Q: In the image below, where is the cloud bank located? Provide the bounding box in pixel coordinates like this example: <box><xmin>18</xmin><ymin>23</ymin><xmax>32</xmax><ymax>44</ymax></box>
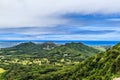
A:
<box><xmin>0</xmin><ymin>0</ymin><xmax>120</xmax><ymax>40</ymax></box>
<box><xmin>0</xmin><ymin>0</ymin><xmax>120</xmax><ymax>27</ymax></box>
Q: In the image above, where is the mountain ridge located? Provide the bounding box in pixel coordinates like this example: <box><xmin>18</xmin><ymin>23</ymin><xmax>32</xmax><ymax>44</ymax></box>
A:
<box><xmin>0</xmin><ymin>42</ymin><xmax>100</xmax><ymax>62</ymax></box>
<box><xmin>1</xmin><ymin>42</ymin><xmax>120</xmax><ymax>80</ymax></box>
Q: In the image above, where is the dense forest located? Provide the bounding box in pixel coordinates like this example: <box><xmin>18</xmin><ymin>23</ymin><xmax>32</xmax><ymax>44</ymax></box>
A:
<box><xmin>0</xmin><ymin>42</ymin><xmax>100</xmax><ymax>63</ymax></box>
<box><xmin>0</xmin><ymin>42</ymin><xmax>119</xmax><ymax>80</ymax></box>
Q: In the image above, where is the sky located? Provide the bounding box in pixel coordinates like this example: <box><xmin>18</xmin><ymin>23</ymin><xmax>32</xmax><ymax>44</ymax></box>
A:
<box><xmin>0</xmin><ymin>0</ymin><xmax>120</xmax><ymax>40</ymax></box>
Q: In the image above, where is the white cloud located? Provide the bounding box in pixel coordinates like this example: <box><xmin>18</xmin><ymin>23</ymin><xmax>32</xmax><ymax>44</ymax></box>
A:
<box><xmin>0</xmin><ymin>0</ymin><xmax>120</xmax><ymax>27</ymax></box>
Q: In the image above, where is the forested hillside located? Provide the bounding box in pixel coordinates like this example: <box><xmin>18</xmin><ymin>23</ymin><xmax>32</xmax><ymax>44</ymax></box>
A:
<box><xmin>0</xmin><ymin>42</ymin><xmax>100</xmax><ymax>63</ymax></box>
<box><xmin>0</xmin><ymin>42</ymin><xmax>119</xmax><ymax>80</ymax></box>
<box><xmin>1</xmin><ymin>42</ymin><xmax>120</xmax><ymax>80</ymax></box>
<box><xmin>45</xmin><ymin>42</ymin><xmax>100</xmax><ymax>62</ymax></box>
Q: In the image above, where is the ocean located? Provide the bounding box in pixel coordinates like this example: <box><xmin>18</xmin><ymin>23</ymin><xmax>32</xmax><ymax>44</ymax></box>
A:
<box><xmin>0</xmin><ymin>40</ymin><xmax>119</xmax><ymax>48</ymax></box>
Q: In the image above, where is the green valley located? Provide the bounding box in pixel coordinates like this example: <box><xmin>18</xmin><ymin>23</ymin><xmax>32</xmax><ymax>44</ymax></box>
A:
<box><xmin>0</xmin><ymin>42</ymin><xmax>119</xmax><ymax>80</ymax></box>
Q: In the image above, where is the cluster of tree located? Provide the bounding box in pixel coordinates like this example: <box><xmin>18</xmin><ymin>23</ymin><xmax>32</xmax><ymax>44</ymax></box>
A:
<box><xmin>0</xmin><ymin>63</ymin><xmax>76</xmax><ymax>80</ymax></box>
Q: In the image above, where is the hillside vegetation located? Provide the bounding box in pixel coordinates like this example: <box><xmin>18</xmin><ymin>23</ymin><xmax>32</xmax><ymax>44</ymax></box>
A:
<box><xmin>1</xmin><ymin>42</ymin><xmax>119</xmax><ymax>80</ymax></box>
<box><xmin>0</xmin><ymin>42</ymin><xmax>100</xmax><ymax>63</ymax></box>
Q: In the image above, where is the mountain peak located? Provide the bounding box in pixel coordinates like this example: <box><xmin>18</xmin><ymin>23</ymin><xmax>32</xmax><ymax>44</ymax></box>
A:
<box><xmin>14</xmin><ymin>42</ymin><xmax>36</xmax><ymax>47</ymax></box>
<box><xmin>41</xmin><ymin>42</ymin><xmax>56</xmax><ymax>45</ymax></box>
<box><xmin>65</xmin><ymin>42</ymin><xmax>84</xmax><ymax>46</ymax></box>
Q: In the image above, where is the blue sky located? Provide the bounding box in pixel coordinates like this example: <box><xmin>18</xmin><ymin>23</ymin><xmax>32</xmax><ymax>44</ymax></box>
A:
<box><xmin>0</xmin><ymin>0</ymin><xmax>120</xmax><ymax>40</ymax></box>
